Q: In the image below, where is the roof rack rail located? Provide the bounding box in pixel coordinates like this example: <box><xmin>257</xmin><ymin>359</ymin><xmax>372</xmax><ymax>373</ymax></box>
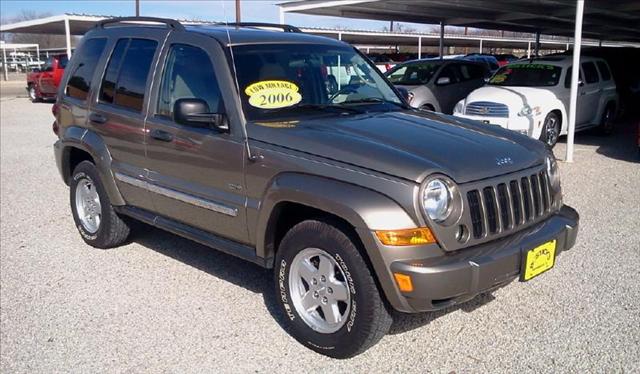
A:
<box><xmin>97</xmin><ymin>17</ymin><xmax>185</xmax><ymax>31</ymax></box>
<box><xmin>219</xmin><ymin>22</ymin><xmax>302</xmax><ymax>33</ymax></box>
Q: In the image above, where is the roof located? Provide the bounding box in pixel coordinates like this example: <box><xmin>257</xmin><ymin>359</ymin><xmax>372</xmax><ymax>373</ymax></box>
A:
<box><xmin>279</xmin><ymin>0</ymin><xmax>640</xmax><ymax>43</ymax></box>
<box><xmin>509</xmin><ymin>55</ymin><xmax>604</xmax><ymax>67</ymax></box>
<box><xmin>185</xmin><ymin>25</ymin><xmax>345</xmax><ymax>46</ymax></box>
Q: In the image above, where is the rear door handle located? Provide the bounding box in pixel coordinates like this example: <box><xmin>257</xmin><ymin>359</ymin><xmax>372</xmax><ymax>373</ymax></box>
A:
<box><xmin>150</xmin><ymin>129</ymin><xmax>174</xmax><ymax>142</ymax></box>
<box><xmin>89</xmin><ymin>113</ymin><xmax>107</xmax><ymax>124</ymax></box>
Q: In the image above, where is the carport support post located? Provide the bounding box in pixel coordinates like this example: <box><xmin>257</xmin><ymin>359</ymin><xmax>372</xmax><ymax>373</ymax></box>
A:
<box><xmin>527</xmin><ymin>41</ymin><xmax>531</xmax><ymax>58</ymax></box>
<box><xmin>479</xmin><ymin>39</ymin><xmax>483</xmax><ymax>53</ymax></box>
<box><xmin>2</xmin><ymin>46</ymin><xmax>7</xmax><ymax>81</ymax></box>
<box><xmin>418</xmin><ymin>36</ymin><xmax>422</xmax><ymax>59</ymax></box>
<box><xmin>535</xmin><ymin>31</ymin><xmax>540</xmax><ymax>57</ymax></box>
<box><xmin>439</xmin><ymin>22</ymin><xmax>444</xmax><ymax>59</ymax></box>
<box><xmin>36</xmin><ymin>45</ymin><xmax>39</xmax><ymax>63</ymax></box>
<box><xmin>64</xmin><ymin>16</ymin><xmax>72</xmax><ymax>59</ymax></box>
<box><xmin>566</xmin><ymin>0</ymin><xmax>584</xmax><ymax>163</ymax></box>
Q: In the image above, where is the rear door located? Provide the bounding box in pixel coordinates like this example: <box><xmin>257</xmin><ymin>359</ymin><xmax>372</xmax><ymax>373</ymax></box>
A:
<box><xmin>578</xmin><ymin>61</ymin><xmax>601</xmax><ymax>125</ymax></box>
<box><xmin>143</xmin><ymin>32</ymin><xmax>249</xmax><ymax>243</ymax></box>
<box><xmin>89</xmin><ymin>28</ymin><xmax>167</xmax><ymax>211</ymax></box>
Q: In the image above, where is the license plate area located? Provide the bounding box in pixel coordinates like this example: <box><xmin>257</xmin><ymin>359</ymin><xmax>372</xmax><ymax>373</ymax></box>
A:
<box><xmin>521</xmin><ymin>240</ymin><xmax>557</xmax><ymax>281</ymax></box>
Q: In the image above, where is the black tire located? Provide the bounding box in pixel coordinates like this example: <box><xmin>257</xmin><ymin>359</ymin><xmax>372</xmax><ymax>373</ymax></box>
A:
<box><xmin>27</xmin><ymin>84</ymin><xmax>40</xmax><ymax>102</ymax></box>
<box><xmin>539</xmin><ymin>112</ymin><xmax>561</xmax><ymax>148</ymax></box>
<box><xmin>274</xmin><ymin>220</ymin><xmax>392</xmax><ymax>358</ymax></box>
<box><xmin>598</xmin><ymin>104</ymin><xmax>615</xmax><ymax>135</ymax></box>
<box><xmin>70</xmin><ymin>161</ymin><xmax>130</xmax><ymax>248</ymax></box>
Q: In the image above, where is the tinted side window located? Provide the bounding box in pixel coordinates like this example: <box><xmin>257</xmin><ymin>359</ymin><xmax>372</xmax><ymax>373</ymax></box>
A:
<box><xmin>564</xmin><ymin>66</ymin><xmax>582</xmax><ymax>88</ymax></box>
<box><xmin>114</xmin><ymin>39</ymin><xmax>158</xmax><ymax>112</ymax></box>
<box><xmin>582</xmin><ymin>62</ymin><xmax>599</xmax><ymax>84</ymax></box>
<box><xmin>100</xmin><ymin>39</ymin><xmax>129</xmax><ymax>104</ymax></box>
<box><xmin>58</xmin><ymin>55</ymin><xmax>68</xmax><ymax>69</ymax></box>
<box><xmin>65</xmin><ymin>38</ymin><xmax>107</xmax><ymax>100</ymax></box>
<box><xmin>596</xmin><ymin>61</ymin><xmax>612</xmax><ymax>81</ymax></box>
<box><xmin>467</xmin><ymin>64</ymin><xmax>485</xmax><ymax>80</ymax></box>
<box><xmin>438</xmin><ymin>64</ymin><xmax>460</xmax><ymax>83</ymax></box>
<box><xmin>157</xmin><ymin>44</ymin><xmax>222</xmax><ymax>118</ymax></box>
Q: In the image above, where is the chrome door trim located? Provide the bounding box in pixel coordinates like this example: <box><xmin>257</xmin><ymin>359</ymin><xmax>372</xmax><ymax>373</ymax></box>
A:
<box><xmin>114</xmin><ymin>172</ymin><xmax>238</xmax><ymax>217</ymax></box>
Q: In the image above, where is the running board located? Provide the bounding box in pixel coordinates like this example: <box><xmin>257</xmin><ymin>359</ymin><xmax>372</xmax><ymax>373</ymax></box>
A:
<box><xmin>115</xmin><ymin>206</ymin><xmax>272</xmax><ymax>268</ymax></box>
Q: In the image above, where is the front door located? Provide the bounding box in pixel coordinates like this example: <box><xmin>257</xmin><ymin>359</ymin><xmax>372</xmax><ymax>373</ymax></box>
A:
<box><xmin>433</xmin><ymin>63</ymin><xmax>462</xmax><ymax>113</ymax></box>
<box><xmin>144</xmin><ymin>33</ymin><xmax>248</xmax><ymax>243</ymax></box>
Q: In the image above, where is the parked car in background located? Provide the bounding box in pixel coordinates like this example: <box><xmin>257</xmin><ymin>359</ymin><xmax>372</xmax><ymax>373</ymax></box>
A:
<box><xmin>26</xmin><ymin>54</ymin><xmax>68</xmax><ymax>102</ymax></box>
<box><xmin>462</xmin><ymin>53</ymin><xmax>500</xmax><ymax>76</ymax></box>
<box><xmin>453</xmin><ymin>56</ymin><xmax>618</xmax><ymax>147</ymax></box>
<box><xmin>494</xmin><ymin>53</ymin><xmax>519</xmax><ymax>67</ymax></box>
<box><xmin>385</xmin><ymin>59</ymin><xmax>487</xmax><ymax>113</ymax></box>
<box><xmin>367</xmin><ymin>53</ymin><xmax>396</xmax><ymax>72</ymax></box>
<box><xmin>53</xmin><ymin>17</ymin><xmax>579</xmax><ymax>359</ymax></box>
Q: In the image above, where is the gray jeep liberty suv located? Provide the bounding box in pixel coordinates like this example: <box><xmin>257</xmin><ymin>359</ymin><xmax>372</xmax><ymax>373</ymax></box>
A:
<box><xmin>53</xmin><ymin>18</ymin><xmax>579</xmax><ymax>358</ymax></box>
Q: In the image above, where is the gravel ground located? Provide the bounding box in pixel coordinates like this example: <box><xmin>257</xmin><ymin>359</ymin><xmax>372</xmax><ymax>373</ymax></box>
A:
<box><xmin>1</xmin><ymin>97</ymin><xmax>639</xmax><ymax>373</ymax></box>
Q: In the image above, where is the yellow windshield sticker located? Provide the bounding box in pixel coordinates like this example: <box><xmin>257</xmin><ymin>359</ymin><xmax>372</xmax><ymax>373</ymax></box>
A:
<box><xmin>245</xmin><ymin>80</ymin><xmax>302</xmax><ymax>109</ymax></box>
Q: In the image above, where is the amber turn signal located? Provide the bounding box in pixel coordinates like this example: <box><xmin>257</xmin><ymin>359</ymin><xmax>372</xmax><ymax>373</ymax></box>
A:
<box><xmin>393</xmin><ymin>273</ymin><xmax>414</xmax><ymax>292</ymax></box>
<box><xmin>375</xmin><ymin>228</ymin><xmax>436</xmax><ymax>246</ymax></box>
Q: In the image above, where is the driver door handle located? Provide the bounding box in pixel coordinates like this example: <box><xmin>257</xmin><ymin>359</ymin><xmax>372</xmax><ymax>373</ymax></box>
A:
<box><xmin>150</xmin><ymin>128</ymin><xmax>174</xmax><ymax>142</ymax></box>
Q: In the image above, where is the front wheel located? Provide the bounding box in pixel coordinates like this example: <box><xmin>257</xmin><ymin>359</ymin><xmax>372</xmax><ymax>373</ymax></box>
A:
<box><xmin>274</xmin><ymin>220</ymin><xmax>392</xmax><ymax>358</ymax></box>
<box><xmin>539</xmin><ymin>112</ymin><xmax>561</xmax><ymax>148</ymax></box>
<box><xmin>28</xmin><ymin>84</ymin><xmax>39</xmax><ymax>102</ymax></box>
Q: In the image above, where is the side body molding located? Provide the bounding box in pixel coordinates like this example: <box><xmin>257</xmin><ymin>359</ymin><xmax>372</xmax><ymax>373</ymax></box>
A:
<box><xmin>59</xmin><ymin>127</ymin><xmax>126</xmax><ymax>206</ymax></box>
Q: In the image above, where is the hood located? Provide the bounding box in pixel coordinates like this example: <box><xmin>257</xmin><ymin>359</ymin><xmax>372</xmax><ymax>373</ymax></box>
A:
<box><xmin>465</xmin><ymin>85</ymin><xmax>558</xmax><ymax>109</ymax></box>
<box><xmin>248</xmin><ymin>110</ymin><xmax>546</xmax><ymax>184</ymax></box>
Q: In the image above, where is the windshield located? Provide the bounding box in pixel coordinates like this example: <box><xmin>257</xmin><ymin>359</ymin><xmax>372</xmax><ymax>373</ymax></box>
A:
<box><xmin>489</xmin><ymin>63</ymin><xmax>562</xmax><ymax>87</ymax></box>
<box><xmin>386</xmin><ymin>62</ymin><xmax>440</xmax><ymax>85</ymax></box>
<box><xmin>231</xmin><ymin>44</ymin><xmax>402</xmax><ymax>122</ymax></box>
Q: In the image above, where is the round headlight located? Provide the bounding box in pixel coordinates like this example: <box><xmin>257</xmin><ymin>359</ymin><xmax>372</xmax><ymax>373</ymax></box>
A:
<box><xmin>422</xmin><ymin>179</ymin><xmax>452</xmax><ymax>222</ymax></box>
<box><xmin>546</xmin><ymin>155</ymin><xmax>560</xmax><ymax>188</ymax></box>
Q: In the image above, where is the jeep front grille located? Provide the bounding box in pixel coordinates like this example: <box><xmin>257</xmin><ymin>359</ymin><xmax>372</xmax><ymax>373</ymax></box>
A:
<box><xmin>465</xmin><ymin>101</ymin><xmax>509</xmax><ymax>117</ymax></box>
<box><xmin>466</xmin><ymin>170</ymin><xmax>553</xmax><ymax>239</ymax></box>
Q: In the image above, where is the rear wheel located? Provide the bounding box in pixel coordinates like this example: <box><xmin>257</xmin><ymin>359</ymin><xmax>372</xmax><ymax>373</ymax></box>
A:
<box><xmin>70</xmin><ymin>161</ymin><xmax>130</xmax><ymax>248</ymax></box>
<box><xmin>274</xmin><ymin>220</ymin><xmax>392</xmax><ymax>358</ymax></box>
<box><xmin>420</xmin><ymin>104</ymin><xmax>435</xmax><ymax>112</ymax></box>
<box><xmin>539</xmin><ymin>112</ymin><xmax>561</xmax><ymax>148</ymax></box>
<box><xmin>598</xmin><ymin>104</ymin><xmax>615</xmax><ymax>135</ymax></box>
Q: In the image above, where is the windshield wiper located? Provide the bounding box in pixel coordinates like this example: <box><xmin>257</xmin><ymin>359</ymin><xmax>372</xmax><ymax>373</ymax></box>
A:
<box><xmin>266</xmin><ymin>103</ymin><xmax>365</xmax><ymax>114</ymax></box>
<box><xmin>340</xmin><ymin>98</ymin><xmax>405</xmax><ymax>108</ymax></box>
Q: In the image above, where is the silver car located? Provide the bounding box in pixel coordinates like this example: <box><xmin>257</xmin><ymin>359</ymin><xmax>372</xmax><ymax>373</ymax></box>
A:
<box><xmin>386</xmin><ymin>59</ymin><xmax>487</xmax><ymax>113</ymax></box>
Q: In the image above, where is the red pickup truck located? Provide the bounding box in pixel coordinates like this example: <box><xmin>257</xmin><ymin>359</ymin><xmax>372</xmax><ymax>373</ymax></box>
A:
<box><xmin>26</xmin><ymin>54</ymin><xmax>68</xmax><ymax>102</ymax></box>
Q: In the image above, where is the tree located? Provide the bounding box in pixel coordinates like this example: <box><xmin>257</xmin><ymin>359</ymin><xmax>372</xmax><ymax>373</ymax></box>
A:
<box><xmin>1</xmin><ymin>10</ymin><xmax>72</xmax><ymax>49</ymax></box>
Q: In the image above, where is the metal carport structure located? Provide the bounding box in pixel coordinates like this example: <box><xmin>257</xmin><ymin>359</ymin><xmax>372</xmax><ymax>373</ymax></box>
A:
<box><xmin>279</xmin><ymin>0</ymin><xmax>640</xmax><ymax>162</ymax></box>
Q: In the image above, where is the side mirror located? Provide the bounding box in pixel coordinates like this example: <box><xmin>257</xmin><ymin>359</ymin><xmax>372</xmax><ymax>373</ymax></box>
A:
<box><xmin>436</xmin><ymin>76</ymin><xmax>451</xmax><ymax>85</ymax></box>
<box><xmin>173</xmin><ymin>98</ymin><xmax>228</xmax><ymax>132</ymax></box>
<box><xmin>578</xmin><ymin>79</ymin><xmax>585</xmax><ymax>87</ymax></box>
<box><xmin>396</xmin><ymin>86</ymin><xmax>413</xmax><ymax>103</ymax></box>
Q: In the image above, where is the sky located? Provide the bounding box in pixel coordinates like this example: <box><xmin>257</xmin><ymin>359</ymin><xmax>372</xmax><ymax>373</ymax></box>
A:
<box><xmin>0</xmin><ymin>0</ymin><xmax>422</xmax><ymax>31</ymax></box>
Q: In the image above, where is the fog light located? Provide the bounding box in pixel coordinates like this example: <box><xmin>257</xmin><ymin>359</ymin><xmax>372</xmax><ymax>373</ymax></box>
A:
<box><xmin>393</xmin><ymin>273</ymin><xmax>414</xmax><ymax>292</ymax></box>
<box><xmin>375</xmin><ymin>228</ymin><xmax>436</xmax><ymax>246</ymax></box>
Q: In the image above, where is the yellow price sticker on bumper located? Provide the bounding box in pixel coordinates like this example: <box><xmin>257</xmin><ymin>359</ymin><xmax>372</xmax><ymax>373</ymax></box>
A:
<box><xmin>245</xmin><ymin>80</ymin><xmax>302</xmax><ymax>109</ymax></box>
<box><xmin>522</xmin><ymin>240</ymin><xmax>556</xmax><ymax>281</ymax></box>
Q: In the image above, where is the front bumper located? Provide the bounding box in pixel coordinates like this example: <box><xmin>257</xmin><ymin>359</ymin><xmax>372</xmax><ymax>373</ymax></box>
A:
<box><xmin>380</xmin><ymin>205</ymin><xmax>578</xmax><ymax>312</ymax></box>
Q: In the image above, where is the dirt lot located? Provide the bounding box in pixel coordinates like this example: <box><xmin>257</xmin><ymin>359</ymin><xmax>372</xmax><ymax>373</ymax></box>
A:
<box><xmin>1</xmin><ymin>97</ymin><xmax>639</xmax><ymax>373</ymax></box>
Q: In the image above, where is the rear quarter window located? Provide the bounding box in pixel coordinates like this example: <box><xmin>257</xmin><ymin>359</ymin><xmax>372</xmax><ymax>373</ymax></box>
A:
<box><xmin>65</xmin><ymin>38</ymin><xmax>107</xmax><ymax>100</ymax></box>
